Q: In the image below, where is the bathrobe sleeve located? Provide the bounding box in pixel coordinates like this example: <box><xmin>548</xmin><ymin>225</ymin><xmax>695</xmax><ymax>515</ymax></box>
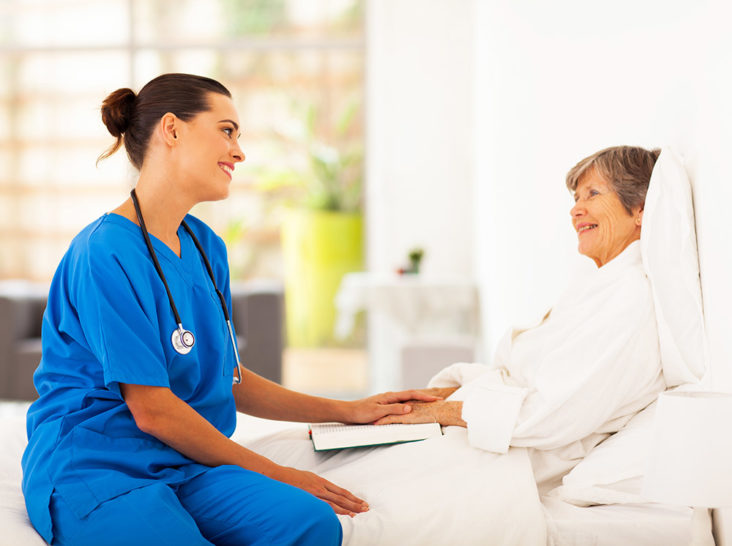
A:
<box><xmin>432</xmin><ymin>246</ymin><xmax>665</xmax><ymax>454</ymax></box>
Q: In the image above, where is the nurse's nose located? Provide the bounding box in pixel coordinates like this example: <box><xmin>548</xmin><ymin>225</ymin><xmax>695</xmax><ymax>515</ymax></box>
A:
<box><xmin>231</xmin><ymin>142</ymin><xmax>245</xmax><ymax>163</ymax></box>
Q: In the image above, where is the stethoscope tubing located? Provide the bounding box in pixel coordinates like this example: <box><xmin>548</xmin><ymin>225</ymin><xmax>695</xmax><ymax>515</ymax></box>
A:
<box><xmin>130</xmin><ymin>189</ymin><xmax>184</xmax><ymax>327</ymax></box>
<box><xmin>130</xmin><ymin>189</ymin><xmax>243</xmax><ymax>384</ymax></box>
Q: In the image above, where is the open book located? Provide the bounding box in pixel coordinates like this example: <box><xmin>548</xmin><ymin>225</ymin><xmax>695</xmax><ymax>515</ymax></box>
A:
<box><xmin>308</xmin><ymin>422</ymin><xmax>442</xmax><ymax>451</ymax></box>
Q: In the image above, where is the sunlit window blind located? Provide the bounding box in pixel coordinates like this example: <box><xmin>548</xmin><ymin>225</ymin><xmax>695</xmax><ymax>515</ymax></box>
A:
<box><xmin>0</xmin><ymin>0</ymin><xmax>364</xmax><ymax>281</ymax></box>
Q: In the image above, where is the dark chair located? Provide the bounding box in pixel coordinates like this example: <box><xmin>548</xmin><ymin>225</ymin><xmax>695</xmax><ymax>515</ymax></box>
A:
<box><xmin>230</xmin><ymin>280</ymin><xmax>285</xmax><ymax>385</ymax></box>
<box><xmin>0</xmin><ymin>280</ymin><xmax>285</xmax><ymax>401</ymax></box>
<box><xmin>0</xmin><ymin>282</ymin><xmax>48</xmax><ymax>400</ymax></box>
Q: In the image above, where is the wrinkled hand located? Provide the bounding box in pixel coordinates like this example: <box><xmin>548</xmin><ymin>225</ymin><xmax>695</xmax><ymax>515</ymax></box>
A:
<box><xmin>411</xmin><ymin>387</ymin><xmax>459</xmax><ymax>400</ymax></box>
<box><xmin>373</xmin><ymin>400</ymin><xmax>466</xmax><ymax>427</ymax></box>
<box><xmin>273</xmin><ymin>466</ymin><xmax>368</xmax><ymax>517</ymax></box>
<box><xmin>345</xmin><ymin>390</ymin><xmax>443</xmax><ymax>424</ymax></box>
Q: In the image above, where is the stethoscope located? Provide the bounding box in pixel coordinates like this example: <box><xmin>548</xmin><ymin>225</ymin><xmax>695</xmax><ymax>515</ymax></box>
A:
<box><xmin>130</xmin><ymin>189</ymin><xmax>243</xmax><ymax>385</ymax></box>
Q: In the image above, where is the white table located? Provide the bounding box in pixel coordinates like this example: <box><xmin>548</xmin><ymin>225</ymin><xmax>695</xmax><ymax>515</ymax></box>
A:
<box><xmin>334</xmin><ymin>272</ymin><xmax>480</xmax><ymax>391</ymax></box>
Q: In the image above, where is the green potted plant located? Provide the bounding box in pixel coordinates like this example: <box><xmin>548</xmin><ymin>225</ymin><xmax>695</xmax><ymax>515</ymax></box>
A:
<box><xmin>256</xmin><ymin>101</ymin><xmax>364</xmax><ymax>347</ymax></box>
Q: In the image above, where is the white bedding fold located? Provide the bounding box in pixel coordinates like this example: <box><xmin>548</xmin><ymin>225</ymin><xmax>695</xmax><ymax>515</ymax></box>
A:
<box><xmin>243</xmin><ymin>425</ymin><xmax>547</xmax><ymax>545</ymax></box>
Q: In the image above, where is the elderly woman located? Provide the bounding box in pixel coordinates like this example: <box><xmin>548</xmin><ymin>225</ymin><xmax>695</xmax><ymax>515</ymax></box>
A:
<box><xmin>377</xmin><ymin>145</ymin><xmax>665</xmax><ymax>490</ymax></box>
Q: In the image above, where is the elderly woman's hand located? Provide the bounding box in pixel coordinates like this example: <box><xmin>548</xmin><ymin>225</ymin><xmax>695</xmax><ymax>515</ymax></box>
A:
<box><xmin>411</xmin><ymin>387</ymin><xmax>459</xmax><ymax>400</ymax></box>
<box><xmin>372</xmin><ymin>400</ymin><xmax>466</xmax><ymax>427</ymax></box>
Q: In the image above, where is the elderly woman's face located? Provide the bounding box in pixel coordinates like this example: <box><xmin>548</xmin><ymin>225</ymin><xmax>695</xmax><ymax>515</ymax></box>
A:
<box><xmin>570</xmin><ymin>168</ymin><xmax>642</xmax><ymax>267</ymax></box>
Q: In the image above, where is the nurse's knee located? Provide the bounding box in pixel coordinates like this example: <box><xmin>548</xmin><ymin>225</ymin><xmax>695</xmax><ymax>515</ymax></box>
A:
<box><xmin>298</xmin><ymin>497</ymin><xmax>342</xmax><ymax>546</ymax></box>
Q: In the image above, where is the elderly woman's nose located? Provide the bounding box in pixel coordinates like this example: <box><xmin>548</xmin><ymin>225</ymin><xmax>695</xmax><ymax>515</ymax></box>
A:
<box><xmin>570</xmin><ymin>201</ymin><xmax>584</xmax><ymax>217</ymax></box>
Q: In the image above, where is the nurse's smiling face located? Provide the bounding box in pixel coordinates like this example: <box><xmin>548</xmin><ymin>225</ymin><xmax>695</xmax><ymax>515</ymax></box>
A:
<box><xmin>175</xmin><ymin>92</ymin><xmax>245</xmax><ymax>202</ymax></box>
<box><xmin>570</xmin><ymin>168</ymin><xmax>642</xmax><ymax>267</ymax></box>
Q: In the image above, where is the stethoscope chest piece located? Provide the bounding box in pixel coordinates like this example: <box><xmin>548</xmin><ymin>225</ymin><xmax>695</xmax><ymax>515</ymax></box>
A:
<box><xmin>130</xmin><ymin>189</ymin><xmax>241</xmax><ymax>379</ymax></box>
<box><xmin>171</xmin><ymin>327</ymin><xmax>195</xmax><ymax>355</ymax></box>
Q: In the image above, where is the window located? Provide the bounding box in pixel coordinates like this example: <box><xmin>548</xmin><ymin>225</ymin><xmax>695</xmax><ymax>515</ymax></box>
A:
<box><xmin>0</xmin><ymin>0</ymin><xmax>364</xmax><ymax>281</ymax></box>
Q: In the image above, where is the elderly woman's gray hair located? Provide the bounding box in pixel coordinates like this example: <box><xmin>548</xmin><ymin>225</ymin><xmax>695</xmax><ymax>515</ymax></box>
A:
<box><xmin>566</xmin><ymin>146</ymin><xmax>661</xmax><ymax>214</ymax></box>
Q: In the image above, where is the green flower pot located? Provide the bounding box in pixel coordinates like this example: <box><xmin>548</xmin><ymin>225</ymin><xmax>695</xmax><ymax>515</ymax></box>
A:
<box><xmin>281</xmin><ymin>208</ymin><xmax>363</xmax><ymax>347</ymax></box>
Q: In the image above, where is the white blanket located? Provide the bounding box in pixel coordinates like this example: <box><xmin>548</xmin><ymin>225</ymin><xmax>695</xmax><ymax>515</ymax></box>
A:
<box><xmin>0</xmin><ymin>407</ymin><xmax>708</xmax><ymax>546</ymax></box>
<box><xmin>0</xmin><ymin>413</ymin><xmax>45</xmax><ymax>546</ymax></box>
<box><xmin>239</xmin><ymin>425</ymin><xmax>547</xmax><ymax>546</ymax></box>
<box><xmin>1</xmin><ymin>404</ymin><xmax>545</xmax><ymax>546</ymax></box>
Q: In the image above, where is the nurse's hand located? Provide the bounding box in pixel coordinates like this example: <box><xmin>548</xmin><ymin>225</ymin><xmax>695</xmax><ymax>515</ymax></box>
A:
<box><xmin>373</xmin><ymin>400</ymin><xmax>466</xmax><ymax>427</ymax></box>
<box><xmin>344</xmin><ymin>390</ymin><xmax>443</xmax><ymax>424</ymax></box>
<box><xmin>273</xmin><ymin>466</ymin><xmax>368</xmax><ymax>517</ymax></box>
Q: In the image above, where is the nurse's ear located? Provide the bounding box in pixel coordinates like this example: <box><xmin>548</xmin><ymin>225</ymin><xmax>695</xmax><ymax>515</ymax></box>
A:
<box><xmin>159</xmin><ymin>112</ymin><xmax>180</xmax><ymax>147</ymax></box>
<box><xmin>636</xmin><ymin>208</ymin><xmax>644</xmax><ymax>227</ymax></box>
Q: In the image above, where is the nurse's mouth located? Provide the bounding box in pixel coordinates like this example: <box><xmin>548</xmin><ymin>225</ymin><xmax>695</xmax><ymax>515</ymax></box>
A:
<box><xmin>218</xmin><ymin>162</ymin><xmax>234</xmax><ymax>179</ymax></box>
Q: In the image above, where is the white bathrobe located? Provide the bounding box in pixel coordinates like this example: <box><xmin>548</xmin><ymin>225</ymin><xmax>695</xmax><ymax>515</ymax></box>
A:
<box><xmin>430</xmin><ymin>241</ymin><xmax>665</xmax><ymax>489</ymax></box>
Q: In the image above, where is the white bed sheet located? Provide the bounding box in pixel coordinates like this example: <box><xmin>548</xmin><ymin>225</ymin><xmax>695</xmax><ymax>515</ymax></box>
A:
<box><xmin>238</xmin><ymin>423</ymin><xmax>546</xmax><ymax>545</ymax></box>
<box><xmin>542</xmin><ymin>495</ymin><xmax>711</xmax><ymax>546</ymax></box>
<box><xmin>0</xmin><ymin>402</ymin><xmax>711</xmax><ymax>546</ymax></box>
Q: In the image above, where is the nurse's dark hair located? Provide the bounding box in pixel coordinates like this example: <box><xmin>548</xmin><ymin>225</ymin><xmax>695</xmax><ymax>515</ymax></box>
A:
<box><xmin>565</xmin><ymin>145</ymin><xmax>661</xmax><ymax>214</ymax></box>
<box><xmin>97</xmin><ymin>73</ymin><xmax>231</xmax><ymax>169</ymax></box>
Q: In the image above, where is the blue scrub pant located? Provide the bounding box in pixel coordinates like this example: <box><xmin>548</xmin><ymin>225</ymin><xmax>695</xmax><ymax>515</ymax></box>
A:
<box><xmin>48</xmin><ymin>465</ymin><xmax>342</xmax><ymax>546</ymax></box>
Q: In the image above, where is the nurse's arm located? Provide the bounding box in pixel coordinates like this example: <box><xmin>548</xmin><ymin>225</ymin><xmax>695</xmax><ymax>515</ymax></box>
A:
<box><xmin>120</xmin><ymin>383</ymin><xmax>368</xmax><ymax>516</ymax></box>
<box><xmin>233</xmin><ymin>367</ymin><xmax>440</xmax><ymax>424</ymax></box>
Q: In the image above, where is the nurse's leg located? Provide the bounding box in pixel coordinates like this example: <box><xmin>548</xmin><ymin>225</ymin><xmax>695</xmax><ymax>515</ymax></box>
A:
<box><xmin>177</xmin><ymin>465</ymin><xmax>342</xmax><ymax>546</ymax></box>
<box><xmin>50</xmin><ymin>483</ymin><xmax>212</xmax><ymax>546</ymax></box>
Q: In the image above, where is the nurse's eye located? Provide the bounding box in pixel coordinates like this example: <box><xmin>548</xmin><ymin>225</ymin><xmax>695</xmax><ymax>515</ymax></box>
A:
<box><xmin>222</xmin><ymin>127</ymin><xmax>234</xmax><ymax>138</ymax></box>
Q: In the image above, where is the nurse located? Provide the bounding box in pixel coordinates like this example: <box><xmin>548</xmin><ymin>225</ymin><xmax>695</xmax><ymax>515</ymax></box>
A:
<box><xmin>21</xmin><ymin>73</ymin><xmax>436</xmax><ymax>546</ymax></box>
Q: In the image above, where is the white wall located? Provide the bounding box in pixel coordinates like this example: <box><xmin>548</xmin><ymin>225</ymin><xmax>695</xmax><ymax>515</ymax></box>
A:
<box><xmin>366</xmin><ymin>0</ymin><xmax>732</xmax><ymax>385</ymax></box>
<box><xmin>365</xmin><ymin>0</ymin><xmax>477</xmax><ymax>390</ymax></box>
<box><xmin>368</xmin><ymin>0</ymin><xmax>732</xmax><ymax>537</ymax></box>
<box><xmin>472</xmin><ymin>1</ymin><xmax>732</xmax><ymax>541</ymax></box>
<box><xmin>366</xmin><ymin>0</ymin><xmax>475</xmax><ymax>277</ymax></box>
<box><xmin>473</xmin><ymin>0</ymin><xmax>732</xmax><ymax>373</ymax></box>
<box><xmin>691</xmin><ymin>27</ymin><xmax>732</xmax><ymax>392</ymax></box>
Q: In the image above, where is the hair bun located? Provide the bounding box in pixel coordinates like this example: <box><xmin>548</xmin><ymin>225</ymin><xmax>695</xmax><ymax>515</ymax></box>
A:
<box><xmin>100</xmin><ymin>88</ymin><xmax>136</xmax><ymax>137</ymax></box>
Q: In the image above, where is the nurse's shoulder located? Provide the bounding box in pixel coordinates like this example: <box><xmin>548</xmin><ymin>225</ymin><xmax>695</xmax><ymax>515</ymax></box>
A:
<box><xmin>57</xmin><ymin>213</ymin><xmax>155</xmax><ymax>288</ymax></box>
<box><xmin>65</xmin><ymin>213</ymin><xmax>138</xmax><ymax>257</ymax></box>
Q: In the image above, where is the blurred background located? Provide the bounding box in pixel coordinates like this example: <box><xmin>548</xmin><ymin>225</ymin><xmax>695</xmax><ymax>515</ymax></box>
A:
<box><xmin>0</xmin><ymin>0</ymin><xmax>371</xmax><ymax>398</ymax></box>
<box><xmin>0</xmin><ymin>0</ymin><xmax>363</xmax><ymax>280</ymax></box>
<box><xmin>2</xmin><ymin>0</ymin><xmax>732</xmax><ymax>402</ymax></box>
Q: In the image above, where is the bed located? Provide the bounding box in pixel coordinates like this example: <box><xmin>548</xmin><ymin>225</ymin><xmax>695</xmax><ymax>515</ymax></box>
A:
<box><xmin>0</xmin><ymin>148</ymin><xmax>719</xmax><ymax>545</ymax></box>
<box><xmin>0</xmin><ymin>400</ymin><xmax>714</xmax><ymax>546</ymax></box>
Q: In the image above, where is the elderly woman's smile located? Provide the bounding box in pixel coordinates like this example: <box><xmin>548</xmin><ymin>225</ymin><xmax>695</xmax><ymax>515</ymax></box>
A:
<box><xmin>576</xmin><ymin>222</ymin><xmax>597</xmax><ymax>233</ymax></box>
<box><xmin>570</xmin><ymin>168</ymin><xmax>642</xmax><ymax>267</ymax></box>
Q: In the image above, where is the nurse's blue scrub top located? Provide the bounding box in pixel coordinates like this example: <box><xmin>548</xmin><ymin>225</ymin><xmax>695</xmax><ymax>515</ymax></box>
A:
<box><xmin>21</xmin><ymin>213</ymin><xmax>239</xmax><ymax>543</ymax></box>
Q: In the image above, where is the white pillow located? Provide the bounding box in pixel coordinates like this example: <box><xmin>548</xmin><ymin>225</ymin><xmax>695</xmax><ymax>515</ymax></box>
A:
<box><xmin>564</xmin><ymin>402</ymin><xmax>656</xmax><ymax>487</ymax></box>
<box><xmin>553</xmin><ymin>382</ymin><xmax>706</xmax><ymax>506</ymax></box>
<box><xmin>640</xmin><ymin>146</ymin><xmax>707</xmax><ymax>386</ymax></box>
<box><xmin>549</xmin><ymin>478</ymin><xmax>646</xmax><ymax>508</ymax></box>
<box><xmin>549</xmin><ymin>402</ymin><xmax>656</xmax><ymax>506</ymax></box>
<box><xmin>550</xmin><ymin>402</ymin><xmax>656</xmax><ymax>506</ymax></box>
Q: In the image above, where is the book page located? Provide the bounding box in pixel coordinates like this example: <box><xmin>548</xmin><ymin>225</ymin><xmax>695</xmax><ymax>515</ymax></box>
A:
<box><xmin>309</xmin><ymin>422</ymin><xmax>442</xmax><ymax>451</ymax></box>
